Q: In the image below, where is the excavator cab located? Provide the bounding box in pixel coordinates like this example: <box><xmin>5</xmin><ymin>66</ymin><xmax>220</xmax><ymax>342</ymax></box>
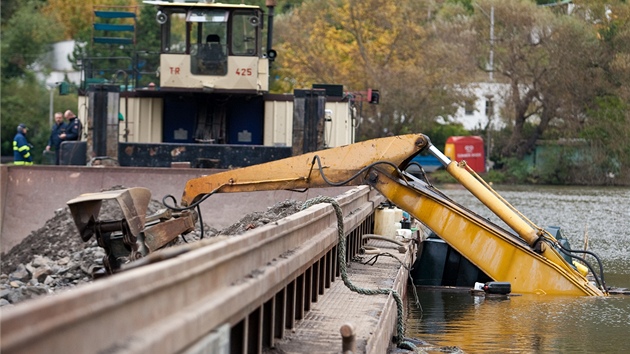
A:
<box><xmin>149</xmin><ymin>0</ymin><xmax>268</xmax><ymax>92</ymax></box>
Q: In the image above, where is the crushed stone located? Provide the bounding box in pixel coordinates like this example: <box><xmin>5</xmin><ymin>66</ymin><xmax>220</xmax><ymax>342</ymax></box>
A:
<box><xmin>0</xmin><ymin>185</ymin><xmax>302</xmax><ymax>307</ymax></box>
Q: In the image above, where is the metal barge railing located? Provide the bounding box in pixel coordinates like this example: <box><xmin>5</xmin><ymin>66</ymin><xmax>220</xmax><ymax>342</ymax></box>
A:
<box><xmin>1</xmin><ymin>186</ymin><xmax>415</xmax><ymax>354</ymax></box>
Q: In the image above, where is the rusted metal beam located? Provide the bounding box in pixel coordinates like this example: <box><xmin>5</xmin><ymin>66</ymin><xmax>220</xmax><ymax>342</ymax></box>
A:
<box><xmin>1</xmin><ymin>186</ymin><xmax>381</xmax><ymax>354</ymax></box>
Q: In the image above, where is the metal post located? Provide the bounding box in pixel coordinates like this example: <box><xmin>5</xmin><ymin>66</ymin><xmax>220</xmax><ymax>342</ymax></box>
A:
<box><xmin>266</xmin><ymin>0</ymin><xmax>276</xmax><ymax>54</ymax></box>
<box><xmin>48</xmin><ymin>82</ymin><xmax>61</xmax><ymax>127</ymax></box>
<box><xmin>489</xmin><ymin>6</ymin><xmax>494</xmax><ymax>82</ymax></box>
<box><xmin>49</xmin><ymin>88</ymin><xmax>54</xmax><ymax>127</ymax></box>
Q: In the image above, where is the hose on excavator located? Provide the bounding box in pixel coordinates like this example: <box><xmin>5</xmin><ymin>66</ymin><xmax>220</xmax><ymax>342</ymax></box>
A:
<box><xmin>552</xmin><ymin>240</ymin><xmax>608</xmax><ymax>294</ymax></box>
<box><xmin>162</xmin><ymin>195</ymin><xmax>209</xmax><ymax>240</ymax></box>
<box><xmin>462</xmin><ymin>163</ymin><xmax>609</xmax><ymax>295</ymax></box>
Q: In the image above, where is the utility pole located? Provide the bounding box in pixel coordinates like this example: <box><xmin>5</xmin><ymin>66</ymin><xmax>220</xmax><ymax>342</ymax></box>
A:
<box><xmin>489</xmin><ymin>6</ymin><xmax>494</xmax><ymax>82</ymax></box>
<box><xmin>47</xmin><ymin>82</ymin><xmax>61</xmax><ymax>127</ymax></box>
<box><xmin>474</xmin><ymin>3</ymin><xmax>496</xmax><ymax>169</ymax></box>
<box><xmin>488</xmin><ymin>6</ymin><xmax>495</xmax><ymax>164</ymax></box>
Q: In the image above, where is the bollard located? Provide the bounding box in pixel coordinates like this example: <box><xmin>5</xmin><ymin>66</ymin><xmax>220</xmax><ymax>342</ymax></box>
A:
<box><xmin>340</xmin><ymin>323</ymin><xmax>356</xmax><ymax>353</ymax></box>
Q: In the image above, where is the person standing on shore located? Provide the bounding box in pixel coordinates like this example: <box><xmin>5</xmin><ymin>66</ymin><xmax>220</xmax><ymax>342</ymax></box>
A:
<box><xmin>60</xmin><ymin>110</ymin><xmax>82</xmax><ymax>142</ymax></box>
<box><xmin>45</xmin><ymin>112</ymin><xmax>66</xmax><ymax>164</ymax></box>
<box><xmin>13</xmin><ymin>123</ymin><xmax>33</xmax><ymax>166</ymax></box>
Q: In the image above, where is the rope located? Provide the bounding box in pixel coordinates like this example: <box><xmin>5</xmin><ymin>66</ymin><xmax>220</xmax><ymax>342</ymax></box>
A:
<box><xmin>301</xmin><ymin>196</ymin><xmax>416</xmax><ymax>350</ymax></box>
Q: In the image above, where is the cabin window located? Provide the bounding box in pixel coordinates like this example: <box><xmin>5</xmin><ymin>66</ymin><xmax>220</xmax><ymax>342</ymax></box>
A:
<box><xmin>163</xmin><ymin>10</ymin><xmax>187</xmax><ymax>54</ymax></box>
<box><xmin>231</xmin><ymin>10</ymin><xmax>259</xmax><ymax>56</ymax></box>
<box><xmin>187</xmin><ymin>9</ymin><xmax>228</xmax><ymax>76</ymax></box>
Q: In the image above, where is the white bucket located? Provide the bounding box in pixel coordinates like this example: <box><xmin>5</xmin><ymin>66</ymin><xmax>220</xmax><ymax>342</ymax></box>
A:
<box><xmin>394</xmin><ymin>209</ymin><xmax>403</xmax><ymax>223</ymax></box>
<box><xmin>374</xmin><ymin>207</ymin><xmax>400</xmax><ymax>239</ymax></box>
<box><xmin>396</xmin><ymin>229</ymin><xmax>412</xmax><ymax>239</ymax></box>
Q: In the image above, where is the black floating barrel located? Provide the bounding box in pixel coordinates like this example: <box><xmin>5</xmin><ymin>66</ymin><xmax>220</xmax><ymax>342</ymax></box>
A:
<box><xmin>484</xmin><ymin>282</ymin><xmax>511</xmax><ymax>295</ymax></box>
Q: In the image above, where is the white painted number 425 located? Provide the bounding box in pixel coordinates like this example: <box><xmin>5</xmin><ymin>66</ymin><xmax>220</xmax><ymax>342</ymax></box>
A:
<box><xmin>236</xmin><ymin>68</ymin><xmax>253</xmax><ymax>76</ymax></box>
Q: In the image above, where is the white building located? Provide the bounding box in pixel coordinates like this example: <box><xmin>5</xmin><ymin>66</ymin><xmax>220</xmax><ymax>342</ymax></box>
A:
<box><xmin>450</xmin><ymin>82</ymin><xmax>509</xmax><ymax>131</ymax></box>
<box><xmin>37</xmin><ymin>40</ymin><xmax>82</xmax><ymax>87</ymax></box>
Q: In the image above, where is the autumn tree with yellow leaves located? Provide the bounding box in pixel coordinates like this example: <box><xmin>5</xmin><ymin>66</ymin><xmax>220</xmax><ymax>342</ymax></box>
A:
<box><xmin>273</xmin><ymin>0</ymin><xmax>476</xmax><ymax>140</ymax></box>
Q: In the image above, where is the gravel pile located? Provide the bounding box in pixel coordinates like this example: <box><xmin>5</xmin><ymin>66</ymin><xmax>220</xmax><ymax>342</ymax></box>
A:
<box><xmin>0</xmin><ymin>186</ymin><xmax>303</xmax><ymax>307</ymax></box>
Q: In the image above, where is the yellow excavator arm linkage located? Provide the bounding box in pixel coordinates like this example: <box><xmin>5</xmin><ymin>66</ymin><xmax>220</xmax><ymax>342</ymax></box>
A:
<box><xmin>178</xmin><ymin>133</ymin><xmax>603</xmax><ymax>296</ymax></box>
<box><xmin>68</xmin><ymin>134</ymin><xmax>605</xmax><ymax>295</ymax></box>
<box><xmin>368</xmin><ymin>164</ymin><xmax>603</xmax><ymax>296</ymax></box>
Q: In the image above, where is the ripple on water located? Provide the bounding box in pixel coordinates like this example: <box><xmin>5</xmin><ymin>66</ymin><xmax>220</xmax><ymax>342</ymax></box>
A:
<box><xmin>408</xmin><ymin>291</ymin><xmax>630</xmax><ymax>353</ymax></box>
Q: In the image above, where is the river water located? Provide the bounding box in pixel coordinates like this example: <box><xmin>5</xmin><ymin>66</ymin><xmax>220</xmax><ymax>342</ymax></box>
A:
<box><xmin>406</xmin><ymin>185</ymin><xmax>630</xmax><ymax>353</ymax></box>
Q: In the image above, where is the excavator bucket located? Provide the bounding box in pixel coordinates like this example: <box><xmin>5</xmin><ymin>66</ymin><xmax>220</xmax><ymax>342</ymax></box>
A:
<box><xmin>67</xmin><ymin>187</ymin><xmax>151</xmax><ymax>242</ymax></box>
<box><xmin>67</xmin><ymin>188</ymin><xmax>152</xmax><ymax>274</ymax></box>
<box><xmin>67</xmin><ymin>187</ymin><xmax>198</xmax><ymax>275</ymax></box>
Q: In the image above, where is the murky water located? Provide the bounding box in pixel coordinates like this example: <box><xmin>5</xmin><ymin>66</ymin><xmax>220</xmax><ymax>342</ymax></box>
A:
<box><xmin>406</xmin><ymin>185</ymin><xmax>630</xmax><ymax>353</ymax></box>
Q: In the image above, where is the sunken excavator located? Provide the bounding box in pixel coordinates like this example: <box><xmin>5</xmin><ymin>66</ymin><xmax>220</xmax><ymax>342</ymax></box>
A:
<box><xmin>67</xmin><ymin>134</ymin><xmax>608</xmax><ymax>296</ymax></box>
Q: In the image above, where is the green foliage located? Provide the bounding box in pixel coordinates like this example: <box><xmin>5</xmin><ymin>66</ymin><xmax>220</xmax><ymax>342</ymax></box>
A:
<box><xmin>0</xmin><ymin>0</ymin><xmax>22</xmax><ymax>23</ymax></box>
<box><xmin>446</xmin><ymin>0</ymin><xmax>474</xmax><ymax>13</ymax></box>
<box><xmin>533</xmin><ymin>146</ymin><xmax>573</xmax><ymax>185</ymax></box>
<box><xmin>427</xmin><ymin>170</ymin><xmax>458</xmax><ymax>184</ymax></box>
<box><xmin>1</xmin><ymin>75</ymin><xmax>79</xmax><ymax>162</ymax></box>
<box><xmin>501</xmin><ymin>157</ymin><xmax>534</xmax><ymax>184</ymax></box>
<box><xmin>581</xmin><ymin>96</ymin><xmax>628</xmax><ymax>156</ymax></box>
<box><xmin>483</xmin><ymin>169</ymin><xmax>507</xmax><ymax>184</ymax></box>
<box><xmin>1</xmin><ymin>0</ymin><xmax>60</xmax><ymax>79</ymax></box>
<box><xmin>492</xmin><ymin>139</ymin><xmax>625</xmax><ymax>185</ymax></box>
<box><xmin>422</xmin><ymin>123</ymin><xmax>470</xmax><ymax>150</ymax></box>
<box><xmin>2</xmin><ymin>78</ymin><xmax>48</xmax><ymax>162</ymax></box>
<box><xmin>0</xmin><ymin>0</ymin><xmax>77</xmax><ymax>162</ymax></box>
<box><xmin>134</xmin><ymin>4</ymin><xmax>161</xmax><ymax>87</ymax></box>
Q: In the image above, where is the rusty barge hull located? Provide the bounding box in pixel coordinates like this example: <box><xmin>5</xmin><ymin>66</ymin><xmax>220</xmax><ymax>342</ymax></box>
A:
<box><xmin>1</xmin><ymin>167</ymin><xmax>415</xmax><ymax>353</ymax></box>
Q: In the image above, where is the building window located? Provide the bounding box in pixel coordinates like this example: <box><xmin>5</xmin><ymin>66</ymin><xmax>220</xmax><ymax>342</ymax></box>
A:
<box><xmin>464</xmin><ymin>100</ymin><xmax>474</xmax><ymax>115</ymax></box>
<box><xmin>485</xmin><ymin>99</ymin><xmax>494</xmax><ymax>116</ymax></box>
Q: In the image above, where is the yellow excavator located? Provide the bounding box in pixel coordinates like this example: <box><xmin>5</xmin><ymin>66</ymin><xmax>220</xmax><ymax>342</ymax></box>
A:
<box><xmin>67</xmin><ymin>134</ymin><xmax>608</xmax><ymax>296</ymax></box>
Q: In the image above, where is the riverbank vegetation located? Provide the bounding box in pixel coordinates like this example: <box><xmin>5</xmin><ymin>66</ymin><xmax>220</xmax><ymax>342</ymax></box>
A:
<box><xmin>1</xmin><ymin>0</ymin><xmax>628</xmax><ymax>185</ymax></box>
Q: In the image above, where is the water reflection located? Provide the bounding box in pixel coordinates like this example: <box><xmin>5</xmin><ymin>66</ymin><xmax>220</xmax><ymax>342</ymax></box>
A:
<box><xmin>408</xmin><ymin>290</ymin><xmax>630</xmax><ymax>353</ymax></box>
<box><xmin>406</xmin><ymin>186</ymin><xmax>630</xmax><ymax>352</ymax></box>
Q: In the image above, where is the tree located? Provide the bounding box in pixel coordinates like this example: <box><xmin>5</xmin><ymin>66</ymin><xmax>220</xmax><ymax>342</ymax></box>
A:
<box><xmin>572</xmin><ymin>0</ymin><xmax>630</xmax><ymax>178</ymax></box>
<box><xmin>1</xmin><ymin>0</ymin><xmax>60</xmax><ymax>80</ymax></box>
<box><xmin>133</xmin><ymin>4</ymin><xmax>161</xmax><ymax>87</ymax></box>
<box><xmin>0</xmin><ymin>0</ymin><xmax>62</xmax><ymax>160</ymax></box>
<box><xmin>273</xmin><ymin>0</ymin><xmax>473</xmax><ymax>140</ymax></box>
<box><xmin>41</xmin><ymin>0</ymin><xmax>132</xmax><ymax>40</ymax></box>
<box><xmin>467</xmin><ymin>1</ymin><xmax>599</xmax><ymax>159</ymax></box>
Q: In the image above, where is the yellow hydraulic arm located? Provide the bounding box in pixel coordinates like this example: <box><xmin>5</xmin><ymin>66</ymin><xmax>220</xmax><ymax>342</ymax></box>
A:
<box><xmin>179</xmin><ymin>133</ymin><xmax>605</xmax><ymax>296</ymax></box>
<box><xmin>68</xmin><ymin>134</ymin><xmax>605</xmax><ymax>295</ymax></box>
<box><xmin>180</xmin><ymin>134</ymin><xmax>428</xmax><ymax>206</ymax></box>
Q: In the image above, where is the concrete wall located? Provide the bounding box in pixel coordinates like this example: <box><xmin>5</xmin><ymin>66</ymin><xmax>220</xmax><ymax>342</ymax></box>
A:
<box><xmin>0</xmin><ymin>165</ymin><xmax>351</xmax><ymax>255</ymax></box>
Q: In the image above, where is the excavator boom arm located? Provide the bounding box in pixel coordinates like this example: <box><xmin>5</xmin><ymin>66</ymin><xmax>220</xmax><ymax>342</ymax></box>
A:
<box><xmin>365</xmin><ymin>165</ymin><xmax>603</xmax><ymax>296</ymax></box>
<box><xmin>178</xmin><ymin>133</ymin><xmax>602</xmax><ymax>295</ymax></box>
<box><xmin>181</xmin><ymin>134</ymin><xmax>429</xmax><ymax>206</ymax></box>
